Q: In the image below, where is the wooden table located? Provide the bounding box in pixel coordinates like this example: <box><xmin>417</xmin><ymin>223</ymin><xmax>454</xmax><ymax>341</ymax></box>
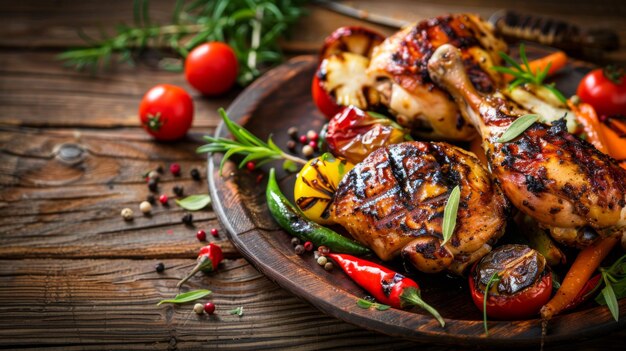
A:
<box><xmin>1</xmin><ymin>1</ymin><xmax>625</xmax><ymax>349</ymax></box>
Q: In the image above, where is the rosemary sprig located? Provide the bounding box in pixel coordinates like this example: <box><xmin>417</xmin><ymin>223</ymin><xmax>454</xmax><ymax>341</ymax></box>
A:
<box><xmin>197</xmin><ymin>108</ymin><xmax>307</xmax><ymax>173</ymax></box>
<box><xmin>492</xmin><ymin>43</ymin><xmax>567</xmax><ymax>104</ymax></box>
<box><xmin>59</xmin><ymin>0</ymin><xmax>307</xmax><ymax>85</ymax></box>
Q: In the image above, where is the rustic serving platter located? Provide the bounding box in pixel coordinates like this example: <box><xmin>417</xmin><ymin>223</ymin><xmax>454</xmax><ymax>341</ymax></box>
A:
<box><xmin>207</xmin><ymin>52</ymin><xmax>626</xmax><ymax>346</ymax></box>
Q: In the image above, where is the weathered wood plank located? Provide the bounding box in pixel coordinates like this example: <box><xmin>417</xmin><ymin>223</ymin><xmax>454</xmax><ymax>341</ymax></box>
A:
<box><xmin>0</xmin><ymin>258</ymin><xmax>418</xmax><ymax>350</ymax></box>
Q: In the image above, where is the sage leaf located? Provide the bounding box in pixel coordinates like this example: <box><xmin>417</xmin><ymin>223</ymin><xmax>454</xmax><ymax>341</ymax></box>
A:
<box><xmin>375</xmin><ymin>303</ymin><xmax>391</xmax><ymax>311</ymax></box>
<box><xmin>601</xmin><ymin>281</ymin><xmax>619</xmax><ymax>322</ymax></box>
<box><xmin>229</xmin><ymin>306</ymin><xmax>244</xmax><ymax>316</ymax></box>
<box><xmin>497</xmin><ymin>114</ymin><xmax>540</xmax><ymax>143</ymax></box>
<box><xmin>157</xmin><ymin>289</ymin><xmax>212</xmax><ymax>305</ymax></box>
<box><xmin>175</xmin><ymin>194</ymin><xmax>211</xmax><ymax>211</ymax></box>
<box><xmin>441</xmin><ymin>185</ymin><xmax>460</xmax><ymax>247</ymax></box>
<box><xmin>357</xmin><ymin>299</ymin><xmax>373</xmax><ymax>309</ymax></box>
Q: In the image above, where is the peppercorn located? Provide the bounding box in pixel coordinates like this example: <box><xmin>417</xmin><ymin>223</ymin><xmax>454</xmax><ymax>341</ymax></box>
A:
<box><xmin>287</xmin><ymin>126</ymin><xmax>298</xmax><ymax>139</ymax></box>
<box><xmin>121</xmin><ymin>208</ymin><xmax>133</xmax><ymax>221</ymax></box>
<box><xmin>193</xmin><ymin>303</ymin><xmax>204</xmax><ymax>315</ymax></box>
<box><xmin>324</xmin><ymin>262</ymin><xmax>334</xmax><ymax>271</ymax></box>
<box><xmin>204</xmin><ymin>302</ymin><xmax>216</xmax><ymax>314</ymax></box>
<box><xmin>291</xmin><ymin>237</ymin><xmax>301</xmax><ymax>246</ymax></box>
<box><xmin>190</xmin><ymin>168</ymin><xmax>201</xmax><ymax>181</ymax></box>
<box><xmin>299</xmin><ymin>135</ymin><xmax>308</xmax><ymax>144</ymax></box>
<box><xmin>173</xmin><ymin>185</ymin><xmax>184</xmax><ymax>197</ymax></box>
<box><xmin>308</xmin><ymin>140</ymin><xmax>318</xmax><ymax>150</ymax></box>
<box><xmin>182</xmin><ymin>213</ymin><xmax>193</xmax><ymax>225</ymax></box>
<box><xmin>159</xmin><ymin>194</ymin><xmax>169</xmax><ymax>205</ymax></box>
<box><xmin>295</xmin><ymin>244</ymin><xmax>305</xmax><ymax>255</ymax></box>
<box><xmin>286</xmin><ymin>140</ymin><xmax>296</xmax><ymax>151</ymax></box>
<box><xmin>196</xmin><ymin>230</ymin><xmax>207</xmax><ymax>241</ymax></box>
<box><xmin>146</xmin><ymin>194</ymin><xmax>156</xmax><ymax>204</ymax></box>
<box><xmin>307</xmin><ymin>130</ymin><xmax>318</xmax><ymax>141</ymax></box>
<box><xmin>139</xmin><ymin>201</ymin><xmax>152</xmax><ymax>214</ymax></box>
<box><xmin>148</xmin><ymin>170</ymin><xmax>160</xmax><ymax>180</ymax></box>
<box><xmin>155</xmin><ymin>262</ymin><xmax>165</xmax><ymax>273</ymax></box>
<box><xmin>303</xmin><ymin>241</ymin><xmax>314</xmax><ymax>251</ymax></box>
<box><xmin>317</xmin><ymin>256</ymin><xmax>328</xmax><ymax>266</ymax></box>
<box><xmin>170</xmin><ymin>163</ymin><xmax>181</xmax><ymax>176</ymax></box>
<box><xmin>156</xmin><ymin>165</ymin><xmax>164</xmax><ymax>174</ymax></box>
<box><xmin>317</xmin><ymin>246</ymin><xmax>330</xmax><ymax>256</ymax></box>
<box><xmin>210</xmin><ymin>228</ymin><xmax>219</xmax><ymax>237</ymax></box>
<box><xmin>246</xmin><ymin>161</ymin><xmax>255</xmax><ymax>171</ymax></box>
<box><xmin>302</xmin><ymin>145</ymin><xmax>314</xmax><ymax>157</ymax></box>
<box><xmin>148</xmin><ymin>178</ymin><xmax>158</xmax><ymax>192</ymax></box>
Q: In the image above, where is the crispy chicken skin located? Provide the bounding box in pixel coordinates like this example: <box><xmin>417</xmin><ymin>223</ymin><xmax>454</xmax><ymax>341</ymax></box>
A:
<box><xmin>427</xmin><ymin>44</ymin><xmax>626</xmax><ymax>240</ymax></box>
<box><xmin>369</xmin><ymin>14</ymin><xmax>506</xmax><ymax>141</ymax></box>
<box><xmin>330</xmin><ymin>142</ymin><xmax>508</xmax><ymax>274</ymax></box>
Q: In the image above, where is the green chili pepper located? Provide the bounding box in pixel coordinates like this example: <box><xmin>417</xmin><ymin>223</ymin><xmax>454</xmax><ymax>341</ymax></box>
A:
<box><xmin>266</xmin><ymin>168</ymin><xmax>371</xmax><ymax>256</ymax></box>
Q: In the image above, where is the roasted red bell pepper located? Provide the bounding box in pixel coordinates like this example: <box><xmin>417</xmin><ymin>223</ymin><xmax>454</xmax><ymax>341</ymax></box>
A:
<box><xmin>563</xmin><ymin>273</ymin><xmax>602</xmax><ymax>311</ymax></box>
<box><xmin>328</xmin><ymin>253</ymin><xmax>445</xmax><ymax>327</ymax></box>
<box><xmin>177</xmin><ymin>243</ymin><xmax>223</xmax><ymax>288</ymax></box>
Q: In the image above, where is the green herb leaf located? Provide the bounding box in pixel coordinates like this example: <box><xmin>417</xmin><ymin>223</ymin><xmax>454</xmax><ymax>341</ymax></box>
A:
<box><xmin>496</xmin><ymin>114</ymin><xmax>540</xmax><ymax>143</ymax></box>
<box><xmin>228</xmin><ymin>306</ymin><xmax>244</xmax><ymax>316</ymax></box>
<box><xmin>375</xmin><ymin>303</ymin><xmax>391</xmax><ymax>311</ymax></box>
<box><xmin>357</xmin><ymin>299</ymin><xmax>373</xmax><ymax>309</ymax></box>
<box><xmin>441</xmin><ymin>185</ymin><xmax>460</xmax><ymax>247</ymax></box>
<box><xmin>601</xmin><ymin>273</ymin><xmax>619</xmax><ymax>322</ymax></box>
<box><xmin>282</xmin><ymin>160</ymin><xmax>298</xmax><ymax>173</ymax></box>
<box><xmin>157</xmin><ymin>289</ymin><xmax>212</xmax><ymax>305</ymax></box>
<box><xmin>175</xmin><ymin>194</ymin><xmax>212</xmax><ymax>211</ymax></box>
<box><xmin>483</xmin><ymin>272</ymin><xmax>501</xmax><ymax>336</ymax></box>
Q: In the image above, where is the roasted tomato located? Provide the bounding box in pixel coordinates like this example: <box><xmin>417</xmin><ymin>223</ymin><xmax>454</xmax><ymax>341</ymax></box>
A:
<box><xmin>577</xmin><ymin>66</ymin><xmax>626</xmax><ymax>118</ymax></box>
<box><xmin>469</xmin><ymin>245</ymin><xmax>552</xmax><ymax>320</ymax></box>
<box><xmin>294</xmin><ymin>153</ymin><xmax>354</xmax><ymax>225</ymax></box>
<box><xmin>325</xmin><ymin>106</ymin><xmax>407</xmax><ymax>163</ymax></box>
<box><xmin>312</xmin><ymin>26</ymin><xmax>385</xmax><ymax>119</ymax></box>
<box><xmin>319</xmin><ymin>26</ymin><xmax>385</xmax><ymax>61</ymax></box>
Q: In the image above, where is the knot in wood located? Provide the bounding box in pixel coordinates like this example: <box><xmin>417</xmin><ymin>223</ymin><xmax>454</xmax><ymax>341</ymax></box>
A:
<box><xmin>54</xmin><ymin>143</ymin><xmax>85</xmax><ymax>165</ymax></box>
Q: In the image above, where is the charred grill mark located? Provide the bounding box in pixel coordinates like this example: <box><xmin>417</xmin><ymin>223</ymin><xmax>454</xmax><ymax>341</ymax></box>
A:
<box><xmin>525</xmin><ymin>174</ymin><xmax>546</xmax><ymax>193</ymax></box>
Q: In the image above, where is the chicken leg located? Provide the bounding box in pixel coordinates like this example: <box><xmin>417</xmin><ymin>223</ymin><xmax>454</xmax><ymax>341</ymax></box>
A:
<box><xmin>427</xmin><ymin>44</ymin><xmax>626</xmax><ymax>235</ymax></box>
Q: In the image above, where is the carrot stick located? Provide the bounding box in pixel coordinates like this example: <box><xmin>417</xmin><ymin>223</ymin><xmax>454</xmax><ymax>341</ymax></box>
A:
<box><xmin>504</xmin><ymin>51</ymin><xmax>568</xmax><ymax>82</ymax></box>
<box><xmin>568</xmin><ymin>100</ymin><xmax>609</xmax><ymax>153</ymax></box>
<box><xmin>540</xmin><ymin>235</ymin><xmax>619</xmax><ymax>320</ymax></box>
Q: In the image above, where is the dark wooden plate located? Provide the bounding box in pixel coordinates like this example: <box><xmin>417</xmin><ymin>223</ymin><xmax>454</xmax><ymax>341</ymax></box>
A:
<box><xmin>207</xmin><ymin>54</ymin><xmax>626</xmax><ymax>346</ymax></box>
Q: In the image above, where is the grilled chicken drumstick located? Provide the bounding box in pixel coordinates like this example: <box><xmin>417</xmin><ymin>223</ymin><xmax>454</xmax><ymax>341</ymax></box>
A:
<box><xmin>330</xmin><ymin>142</ymin><xmax>508</xmax><ymax>274</ymax></box>
<box><xmin>427</xmin><ymin>44</ymin><xmax>626</xmax><ymax>242</ymax></box>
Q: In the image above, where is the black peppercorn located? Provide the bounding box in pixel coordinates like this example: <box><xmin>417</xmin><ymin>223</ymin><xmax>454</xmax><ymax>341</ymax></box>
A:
<box><xmin>156</xmin><ymin>165</ymin><xmax>164</xmax><ymax>174</ymax></box>
<box><xmin>182</xmin><ymin>213</ymin><xmax>193</xmax><ymax>225</ymax></box>
<box><xmin>146</xmin><ymin>194</ymin><xmax>156</xmax><ymax>204</ymax></box>
<box><xmin>190</xmin><ymin>168</ymin><xmax>201</xmax><ymax>181</ymax></box>
<box><xmin>286</xmin><ymin>140</ymin><xmax>296</xmax><ymax>151</ymax></box>
<box><xmin>173</xmin><ymin>185</ymin><xmax>184</xmax><ymax>197</ymax></box>
<box><xmin>148</xmin><ymin>178</ymin><xmax>158</xmax><ymax>192</ymax></box>
<box><xmin>287</xmin><ymin>126</ymin><xmax>299</xmax><ymax>139</ymax></box>
<box><xmin>155</xmin><ymin>262</ymin><xmax>165</xmax><ymax>273</ymax></box>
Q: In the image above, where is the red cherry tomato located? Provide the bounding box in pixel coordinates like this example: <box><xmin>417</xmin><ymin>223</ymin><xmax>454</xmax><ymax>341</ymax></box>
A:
<box><xmin>185</xmin><ymin>42</ymin><xmax>238</xmax><ymax>96</ymax></box>
<box><xmin>311</xmin><ymin>72</ymin><xmax>342</xmax><ymax>119</ymax></box>
<box><xmin>576</xmin><ymin>67</ymin><xmax>626</xmax><ymax>117</ymax></box>
<box><xmin>139</xmin><ymin>84</ymin><xmax>194</xmax><ymax>141</ymax></box>
<box><xmin>469</xmin><ymin>245</ymin><xmax>553</xmax><ymax>320</ymax></box>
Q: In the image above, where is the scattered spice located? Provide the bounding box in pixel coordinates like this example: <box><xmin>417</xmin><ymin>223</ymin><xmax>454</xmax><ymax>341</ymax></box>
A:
<box><xmin>299</xmin><ymin>135</ymin><xmax>308</xmax><ymax>144</ymax></box>
<box><xmin>302</xmin><ymin>145</ymin><xmax>314</xmax><ymax>157</ymax></box>
<box><xmin>318</xmin><ymin>246</ymin><xmax>330</xmax><ymax>256</ymax></box>
<box><xmin>204</xmin><ymin>302</ymin><xmax>216</xmax><ymax>315</ymax></box>
<box><xmin>148</xmin><ymin>178</ymin><xmax>158</xmax><ymax>192</ymax></box>
<box><xmin>190</xmin><ymin>168</ymin><xmax>201</xmax><ymax>181</ymax></box>
<box><xmin>303</xmin><ymin>241</ymin><xmax>314</xmax><ymax>251</ymax></box>
<box><xmin>246</xmin><ymin>161</ymin><xmax>256</xmax><ymax>171</ymax></box>
<box><xmin>170</xmin><ymin>163</ymin><xmax>181</xmax><ymax>176</ymax></box>
<box><xmin>196</xmin><ymin>230</ymin><xmax>206</xmax><ymax>241</ymax></box>
<box><xmin>288</xmin><ymin>126</ymin><xmax>299</xmax><ymax>139</ymax></box>
<box><xmin>291</xmin><ymin>237</ymin><xmax>301</xmax><ymax>246</ymax></box>
<box><xmin>324</xmin><ymin>262</ymin><xmax>334</xmax><ymax>271</ymax></box>
<box><xmin>210</xmin><ymin>228</ymin><xmax>219</xmax><ymax>237</ymax></box>
<box><xmin>182</xmin><ymin>213</ymin><xmax>194</xmax><ymax>225</ymax></box>
<box><xmin>146</xmin><ymin>194</ymin><xmax>156</xmax><ymax>204</ymax></box>
<box><xmin>148</xmin><ymin>170</ymin><xmax>160</xmax><ymax>180</ymax></box>
<box><xmin>193</xmin><ymin>303</ymin><xmax>205</xmax><ymax>315</ymax></box>
<box><xmin>307</xmin><ymin>130</ymin><xmax>318</xmax><ymax>141</ymax></box>
<box><xmin>286</xmin><ymin>140</ymin><xmax>296</xmax><ymax>151</ymax></box>
<box><xmin>155</xmin><ymin>262</ymin><xmax>165</xmax><ymax>273</ymax></box>
<box><xmin>121</xmin><ymin>208</ymin><xmax>134</xmax><ymax>221</ymax></box>
<box><xmin>159</xmin><ymin>194</ymin><xmax>169</xmax><ymax>205</ymax></box>
<box><xmin>308</xmin><ymin>140</ymin><xmax>318</xmax><ymax>150</ymax></box>
<box><xmin>156</xmin><ymin>165</ymin><xmax>164</xmax><ymax>174</ymax></box>
<box><xmin>139</xmin><ymin>201</ymin><xmax>152</xmax><ymax>214</ymax></box>
<box><xmin>317</xmin><ymin>256</ymin><xmax>328</xmax><ymax>266</ymax></box>
<box><xmin>295</xmin><ymin>244</ymin><xmax>305</xmax><ymax>255</ymax></box>
<box><xmin>173</xmin><ymin>185</ymin><xmax>184</xmax><ymax>197</ymax></box>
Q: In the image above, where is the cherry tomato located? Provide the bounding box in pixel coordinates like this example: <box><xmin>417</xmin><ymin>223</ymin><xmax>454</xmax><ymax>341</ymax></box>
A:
<box><xmin>577</xmin><ymin>66</ymin><xmax>626</xmax><ymax>117</ymax></box>
<box><xmin>185</xmin><ymin>42</ymin><xmax>238</xmax><ymax>96</ymax></box>
<box><xmin>139</xmin><ymin>84</ymin><xmax>194</xmax><ymax>141</ymax></box>
<box><xmin>469</xmin><ymin>245</ymin><xmax>552</xmax><ymax>320</ymax></box>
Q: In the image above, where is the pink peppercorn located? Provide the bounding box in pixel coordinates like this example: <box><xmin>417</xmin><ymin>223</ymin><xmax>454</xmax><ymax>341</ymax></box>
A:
<box><xmin>170</xmin><ymin>163</ymin><xmax>181</xmax><ymax>176</ymax></box>
<box><xmin>159</xmin><ymin>194</ymin><xmax>168</xmax><ymax>205</ymax></box>
<box><xmin>303</xmin><ymin>241</ymin><xmax>314</xmax><ymax>251</ymax></box>
<box><xmin>204</xmin><ymin>302</ymin><xmax>215</xmax><ymax>314</ymax></box>
<box><xmin>196</xmin><ymin>230</ymin><xmax>207</xmax><ymax>241</ymax></box>
<box><xmin>299</xmin><ymin>135</ymin><xmax>308</xmax><ymax>144</ymax></box>
<box><xmin>246</xmin><ymin>161</ymin><xmax>255</xmax><ymax>171</ymax></box>
<box><xmin>210</xmin><ymin>228</ymin><xmax>219</xmax><ymax>237</ymax></box>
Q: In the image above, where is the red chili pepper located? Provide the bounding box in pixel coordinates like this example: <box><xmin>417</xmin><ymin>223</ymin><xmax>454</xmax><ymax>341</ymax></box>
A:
<box><xmin>328</xmin><ymin>253</ymin><xmax>445</xmax><ymax>327</ymax></box>
<box><xmin>563</xmin><ymin>273</ymin><xmax>602</xmax><ymax>311</ymax></box>
<box><xmin>177</xmin><ymin>243</ymin><xmax>223</xmax><ymax>288</ymax></box>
